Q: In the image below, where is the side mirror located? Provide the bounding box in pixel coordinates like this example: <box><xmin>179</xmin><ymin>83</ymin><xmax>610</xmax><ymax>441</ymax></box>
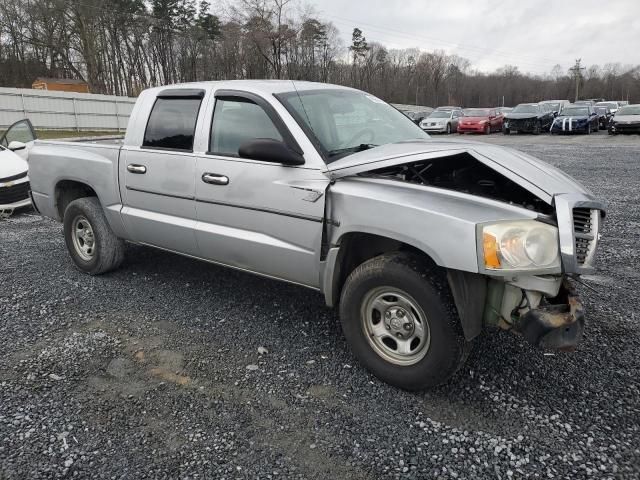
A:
<box><xmin>238</xmin><ymin>138</ymin><xmax>304</xmax><ymax>166</ymax></box>
<box><xmin>8</xmin><ymin>141</ymin><xmax>26</xmax><ymax>151</ymax></box>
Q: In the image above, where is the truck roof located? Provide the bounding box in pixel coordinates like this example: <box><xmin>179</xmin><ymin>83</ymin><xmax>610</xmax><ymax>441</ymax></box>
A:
<box><xmin>142</xmin><ymin>80</ymin><xmax>357</xmax><ymax>97</ymax></box>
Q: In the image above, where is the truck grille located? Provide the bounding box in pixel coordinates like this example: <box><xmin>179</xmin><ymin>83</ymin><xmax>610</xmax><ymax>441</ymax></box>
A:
<box><xmin>573</xmin><ymin>208</ymin><xmax>598</xmax><ymax>266</ymax></box>
<box><xmin>0</xmin><ymin>181</ymin><xmax>30</xmax><ymax>205</ymax></box>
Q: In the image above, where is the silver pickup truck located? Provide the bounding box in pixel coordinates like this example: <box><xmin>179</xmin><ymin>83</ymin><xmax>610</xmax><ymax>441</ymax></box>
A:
<box><xmin>27</xmin><ymin>81</ymin><xmax>605</xmax><ymax>390</ymax></box>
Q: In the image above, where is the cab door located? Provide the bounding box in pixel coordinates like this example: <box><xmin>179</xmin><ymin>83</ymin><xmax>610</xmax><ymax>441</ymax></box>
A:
<box><xmin>119</xmin><ymin>89</ymin><xmax>205</xmax><ymax>256</ymax></box>
<box><xmin>193</xmin><ymin>90</ymin><xmax>328</xmax><ymax>288</ymax></box>
<box><xmin>0</xmin><ymin>119</ymin><xmax>37</xmax><ymax>160</ymax></box>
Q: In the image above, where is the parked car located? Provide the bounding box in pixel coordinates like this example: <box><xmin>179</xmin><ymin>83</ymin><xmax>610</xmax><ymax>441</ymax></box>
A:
<box><xmin>609</xmin><ymin>104</ymin><xmax>640</xmax><ymax>135</ymax></box>
<box><xmin>594</xmin><ymin>106</ymin><xmax>613</xmax><ymax>130</ymax></box>
<box><xmin>419</xmin><ymin>109</ymin><xmax>463</xmax><ymax>134</ymax></box>
<box><xmin>405</xmin><ymin>110</ymin><xmax>432</xmax><ymax>125</ymax></box>
<box><xmin>503</xmin><ymin>103</ymin><xmax>554</xmax><ymax>134</ymax></box>
<box><xmin>457</xmin><ymin>108</ymin><xmax>503</xmax><ymax>134</ymax></box>
<box><xmin>0</xmin><ymin>120</ymin><xmax>35</xmax><ymax>215</ymax></box>
<box><xmin>549</xmin><ymin>104</ymin><xmax>599</xmax><ymax>134</ymax></box>
<box><xmin>27</xmin><ymin>80</ymin><xmax>605</xmax><ymax>391</ymax></box>
<box><xmin>595</xmin><ymin>101</ymin><xmax>620</xmax><ymax>114</ymax></box>
<box><xmin>539</xmin><ymin>100</ymin><xmax>570</xmax><ymax>116</ymax></box>
<box><xmin>434</xmin><ymin>106</ymin><xmax>462</xmax><ymax>111</ymax></box>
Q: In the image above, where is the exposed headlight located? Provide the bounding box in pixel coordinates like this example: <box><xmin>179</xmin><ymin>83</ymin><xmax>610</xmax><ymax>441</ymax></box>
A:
<box><xmin>481</xmin><ymin>220</ymin><xmax>560</xmax><ymax>271</ymax></box>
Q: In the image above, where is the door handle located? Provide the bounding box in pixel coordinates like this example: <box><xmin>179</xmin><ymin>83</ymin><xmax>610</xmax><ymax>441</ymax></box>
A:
<box><xmin>127</xmin><ymin>164</ymin><xmax>147</xmax><ymax>174</ymax></box>
<box><xmin>202</xmin><ymin>173</ymin><xmax>229</xmax><ymax>185</ymax></box>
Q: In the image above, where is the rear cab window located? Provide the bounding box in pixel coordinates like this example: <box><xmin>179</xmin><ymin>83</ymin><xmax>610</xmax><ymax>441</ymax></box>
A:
<box><xmin>143</xmin><ymin>90</ymin><xmax>204</xmax><ymax>151</ymax></box>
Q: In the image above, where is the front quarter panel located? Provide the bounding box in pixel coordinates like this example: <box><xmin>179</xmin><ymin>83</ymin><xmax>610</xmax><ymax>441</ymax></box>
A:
<box><xmin>327</xmin><ymin>177</ymin><xmax>539</xmax><ymax>273</ymax></box>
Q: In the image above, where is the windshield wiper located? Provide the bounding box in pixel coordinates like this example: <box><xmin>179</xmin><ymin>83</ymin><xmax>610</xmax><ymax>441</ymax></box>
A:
<box><xmin>327</xmin><ymin>143</ymin><xmax>379</xmax><ymax>158</ymax></box>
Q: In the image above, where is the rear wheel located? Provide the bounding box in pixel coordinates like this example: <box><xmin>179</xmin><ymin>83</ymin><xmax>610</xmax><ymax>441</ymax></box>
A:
<box><xmin>339</xmin><ymin>252</ymin><xmax>471</xmax><ymax>390</ymax></box>
<box><xmin>63</xmin><ymin>197</ymin><xmax>125</xmax><ymax>275</ymax></box>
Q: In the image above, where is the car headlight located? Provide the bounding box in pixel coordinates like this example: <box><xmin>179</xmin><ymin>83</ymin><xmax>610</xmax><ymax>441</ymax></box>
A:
<box><xmin>481</xmin><ymin>221</ymin><xmax>560</xmax><ymax>271</ymax></box>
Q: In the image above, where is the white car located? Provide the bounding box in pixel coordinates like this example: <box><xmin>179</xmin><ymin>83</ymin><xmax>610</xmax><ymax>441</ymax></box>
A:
<box><xmin>0</xmin><ymin>120</ymin><xmax>36</xmax><ymax>215</ymax></box>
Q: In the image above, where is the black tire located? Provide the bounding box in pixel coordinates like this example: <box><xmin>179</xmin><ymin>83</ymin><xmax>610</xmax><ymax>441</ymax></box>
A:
<box><xmin>63</xmin><ymin>197</ymin><xmax>125</xmax><ymax>275</ymax></box>
<box><xmin>446</xmin><ymin>123</ymin><xmax>451</xmax><ymax>134</ymax></box>
<box><xmin>586</xmin><ymin>123</ymin><xmax>591</xmax><ymax>135</ymax></box>
<box><xmin>339</xmin><ymin>252</ymin><xmax>471</xmax><ymax>390</ymax></box>
<box><xmin>503</xmin><ymin>127</ymin><xmax>510</xmax><ymax>135</ymax></box>
<box><xmin>484</xmin><ymin>124</ymin><xmax>491</xmax><ymax>135</ymax></box>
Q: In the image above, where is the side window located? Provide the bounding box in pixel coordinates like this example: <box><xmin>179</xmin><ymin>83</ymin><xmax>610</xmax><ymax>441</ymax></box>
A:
<box><xmin>210</xmin><ymin>98</ymin><xmax>283</xmax><ymax>156</ymax></box>
<box><xmin>143</xmin><ymin>97</ymin><xmax>202</xmax><ymax>151</ymax></box>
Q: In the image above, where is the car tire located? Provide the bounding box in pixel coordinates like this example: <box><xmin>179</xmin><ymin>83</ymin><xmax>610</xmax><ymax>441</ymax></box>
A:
<box><xmin>446</xmin><ymin>124</ymin><xmax>451</xmax><ymax>134</ymax></box>
<box><xmin>484</xmin><ymin>124</ymin><xmax>491</xmax><ymax>135</ymax></box>
<box><xmin>586</xmin><ymin>123</ymin><xmax>591</xmax><ymax>135</ymax></box>
<box><xmin>339</xmin><ymin>252</ymin><xmax>471</xmax><ymax>390</ymax></box>
<box><xmin>503</xmin><ymin>127</ymin><xmax>510</xmax><ymax>135</ymax></box>
<box><xmin>63</xmin><ymin>197</ymin><xmax>125</xmax><ymax>275</ymax></box>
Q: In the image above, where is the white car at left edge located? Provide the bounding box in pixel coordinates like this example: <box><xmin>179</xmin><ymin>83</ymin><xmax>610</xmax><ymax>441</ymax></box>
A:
<box><xmin>0</xmin><ymin>119</ymin><xmax>37</xmax><ymax>216</ymax></box>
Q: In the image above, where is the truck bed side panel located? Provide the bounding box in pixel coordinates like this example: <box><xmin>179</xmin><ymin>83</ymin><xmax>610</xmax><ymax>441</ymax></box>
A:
<box><xmin>28</xmin><ymin>141</ymin><xmax>128</xmax><ymax>238</ymax></box>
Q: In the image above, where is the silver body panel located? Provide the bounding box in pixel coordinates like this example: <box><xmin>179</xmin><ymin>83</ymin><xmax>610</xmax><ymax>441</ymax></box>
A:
<box><xmin>27</xmin><ymin>80</ymin><xmax>605</xmax><ymax>300</ymax></box>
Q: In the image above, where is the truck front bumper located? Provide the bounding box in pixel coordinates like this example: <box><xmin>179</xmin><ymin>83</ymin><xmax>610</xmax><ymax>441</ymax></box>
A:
<box><xmin>512</xmin><ymin>279</ymin><xmax>584</xmax><ymax>350</ymax></box>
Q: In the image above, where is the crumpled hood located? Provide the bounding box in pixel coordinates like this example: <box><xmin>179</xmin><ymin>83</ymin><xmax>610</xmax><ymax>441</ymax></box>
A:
<box><xmin>505</xmin><ymin>113</ymin><xmax>541</xmax><ymax>120</ymax></box>
<box><xmin>0</xmin><ymin>148</ymin><xmax>29</xmax><ymax>181</ymax></box>
<box><xmin>325</xmin><ymin>139</ymin><xmax>594</xmax><ymax>204</ymax></box>
<box><xmin>612</xmin><ymin>114</ymin><xmax>640</xmax><ymax>123</ymax></box>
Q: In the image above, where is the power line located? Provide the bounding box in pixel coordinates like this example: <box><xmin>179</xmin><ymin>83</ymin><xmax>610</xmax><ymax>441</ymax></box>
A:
<box><xmin>321</xmin><ymin>12</ymin><xmax>558</xmax><ymax>74</ymax></box>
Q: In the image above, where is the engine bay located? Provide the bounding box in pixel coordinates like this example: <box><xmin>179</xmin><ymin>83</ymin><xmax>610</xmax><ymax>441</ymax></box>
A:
<box><xmin>363</xmin><ymin>152</ymin><xmax>554</xmax><ymax>215</ymax></box>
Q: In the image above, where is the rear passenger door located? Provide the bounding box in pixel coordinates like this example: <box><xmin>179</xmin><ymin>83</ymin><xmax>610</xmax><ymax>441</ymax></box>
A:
<box><xmin>119</xmin><ymin>89</ymin><xmax>204</xmax><ymax>256</ymax></box>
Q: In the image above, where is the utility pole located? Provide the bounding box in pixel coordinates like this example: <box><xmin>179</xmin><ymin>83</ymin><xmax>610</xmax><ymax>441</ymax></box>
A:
<box><xmin>569</xmin><ymin>59</ymin><xmax>585</xmax><ymax>102</ymax></box>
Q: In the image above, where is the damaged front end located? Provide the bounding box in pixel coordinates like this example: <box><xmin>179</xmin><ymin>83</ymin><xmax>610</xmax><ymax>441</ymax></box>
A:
<box><xmin>483</xmin><ymin>277</ymin><xmax>585</xmax><ymax>350</ymax></box>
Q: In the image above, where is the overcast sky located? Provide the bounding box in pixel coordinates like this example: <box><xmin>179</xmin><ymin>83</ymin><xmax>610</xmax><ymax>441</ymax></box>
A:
<box><xmin>313</xmin><ymin>0</ymin><xmax>640</xmax><ymax>75</ymax></box>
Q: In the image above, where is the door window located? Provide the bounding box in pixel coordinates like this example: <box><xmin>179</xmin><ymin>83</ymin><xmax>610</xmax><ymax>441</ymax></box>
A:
<box><xmin>0</xmin><ymin>119</ymin><xmax>36</xmax><ymax>147</ymax></box>
<box><xmin>143</xmin><ymin>97</ymin><xmax>202</xmax><ymax>151</ymax></box>
<box><xmin>209</xmin><ymin>98</ymin><xmax>283</xmax><ymax>156</ymax></box>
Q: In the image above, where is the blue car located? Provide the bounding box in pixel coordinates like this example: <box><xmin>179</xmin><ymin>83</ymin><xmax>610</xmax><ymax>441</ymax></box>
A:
<box><xmin>550</xmin><ymin>104</ymin><xmax>599</xmax><ymax>134</ymax></box>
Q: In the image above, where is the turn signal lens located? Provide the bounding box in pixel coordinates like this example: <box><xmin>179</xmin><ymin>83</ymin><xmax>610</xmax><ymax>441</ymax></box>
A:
<box><xmin>483</xmin><ymin>232</ymin><xmax>501</xmax><ymax>269</ymax></box>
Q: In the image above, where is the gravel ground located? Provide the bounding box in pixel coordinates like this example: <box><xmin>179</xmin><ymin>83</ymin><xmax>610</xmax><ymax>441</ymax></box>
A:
<box><xmin>1</xmin><ymin>134</ymin><xmax>639</xmax><ymax>479</ymax></box>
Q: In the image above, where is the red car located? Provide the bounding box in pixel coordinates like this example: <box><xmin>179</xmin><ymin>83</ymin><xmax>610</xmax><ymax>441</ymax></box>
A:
<box><xmin>457</xmin><ymin>108</ymin><xmax>504</xmax><ymax>134</ymax></box>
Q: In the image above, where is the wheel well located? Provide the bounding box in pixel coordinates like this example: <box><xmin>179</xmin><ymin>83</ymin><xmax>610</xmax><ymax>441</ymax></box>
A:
<box><xmin>54</xmin><ymin>180</ymin><xmax>97</xmax><ymax>220</ymax></box>
<box><xmin>331</xmin><ymin>232</ymin><xmax>437</xmax><ymax>306</ymax></box>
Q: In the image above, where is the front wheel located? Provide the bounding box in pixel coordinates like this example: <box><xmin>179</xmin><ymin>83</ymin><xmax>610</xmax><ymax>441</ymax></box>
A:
<box><xmin>446</xmin><ymin>123</ymin><xmax>451</xmax><ymax>134</ymax></box>
<box><xmin>63</xmin><ymin>197</ymin><xmax>125</xmax><ymax>275</ymax></box>
<box><xmin>339</xmin><ymin>252</ymin><xmax>471</xmax><ymax>390</ymax></box>
<box><xmin>586</xmin><ymin>123</ymin><xmax>591</xmax><ymax>135</ymax></box>
<box><xmin>484</xmin><ymin>124</ymin><xmax>491</xmax><ymax>135</ymax></box>
<box><xmin>503</xmin><ymin>127</ymin><xmax>510</xmax><ymax>135</ymax></box>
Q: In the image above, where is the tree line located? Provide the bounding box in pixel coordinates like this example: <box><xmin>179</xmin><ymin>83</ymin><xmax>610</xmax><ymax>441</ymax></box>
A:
<box><xmin>0</xmin><ymin>0</ymin><xmax>638</xmax><ymax>106</ymax></box>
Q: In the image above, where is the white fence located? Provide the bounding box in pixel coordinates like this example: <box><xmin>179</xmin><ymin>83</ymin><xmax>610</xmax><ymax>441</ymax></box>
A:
<box><xmin>0</xmin><ymin>87</ymin><xmax>136</xmax><ymax>131</ymax></box>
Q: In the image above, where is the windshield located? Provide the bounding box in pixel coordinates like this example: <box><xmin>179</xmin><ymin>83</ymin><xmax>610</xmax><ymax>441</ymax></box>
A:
<box><xmin>428</xmin><ymin>111</ymin><xmax>452</xmax><ymax>118</ymax></box>
<box><xmin>277</xmin><ymin>89</ymin><xmax>429</xmax><ymax>162</ymax></box>
<box><xmin>512</xmin><ymin>105</ymin><xmax>539</xmax><ymax>114</ymax></box>
<box><xmin>463</xmin><ymin>109</ymin><xmax>490</xmax><ymax>117</ymax></box>
<box><xmin>595</xmin><ymin>107</ymin><xmax>608</xmax><ymax>114</ymax></box>
<box><xmin>617</xmin><ymin>106</ymin><xmax>640</xmax><ymax>115</ymax></box>
<box><xmin>597</xmin><ymin>102</ymin><xmax>617</xmax><ymax>109</ymax></box>
<box><xmin>560</xmin><ymin>107</ymin><xmax>589</xmax><ymax>116</ymax></box>
<box><xmin>545</xmin><ymin>103</ymin><xmax>560</xmax><ymax>111</ymax></box>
